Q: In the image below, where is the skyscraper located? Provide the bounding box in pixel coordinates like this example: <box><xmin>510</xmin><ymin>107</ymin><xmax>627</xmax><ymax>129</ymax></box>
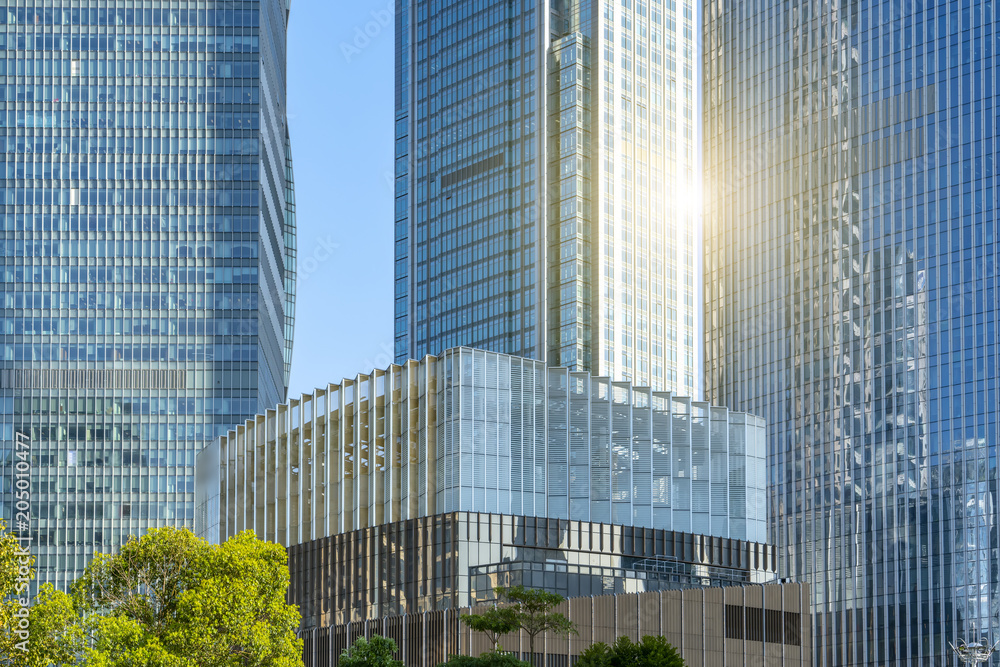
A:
<box><xmin>394</xmin><ymin>0</ymin><xmax>702</xmax><ymax>395</ymax></box>
<box><xmin>704</xmin><ymin>1</ymin><xmax>997</xmax><ymax>664</ymax></box>
<box><xmin>0</xmin><ymin>2</ymin><xmax>295</xmax><ymax>588</ymax></box>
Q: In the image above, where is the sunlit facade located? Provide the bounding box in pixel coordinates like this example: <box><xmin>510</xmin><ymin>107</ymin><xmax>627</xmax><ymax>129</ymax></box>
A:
<box><xmin>0</xmin><ymin>1</ymin><xmax>296</xmax><ymax>587</ymax></box>
<box><xmin>394</xmin><ymin>0</ymin><xmax>701</xmax><ymax>396</ymax></box>
<box><xmin>704</xmin><ymin>0</ymin><xmax>998</xmax><ymax>664</ymax></box>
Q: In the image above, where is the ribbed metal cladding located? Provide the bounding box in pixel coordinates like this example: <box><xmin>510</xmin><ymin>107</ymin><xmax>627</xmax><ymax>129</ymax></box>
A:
<box><xmin>296</xmin><ymin>583</ymin><xmax>812</xmax><ymax>667</ymax></box>
<box><xmin>196</xmin><ymin>347</ymin><xmax>767</xmax><ymax>547</ymax></box>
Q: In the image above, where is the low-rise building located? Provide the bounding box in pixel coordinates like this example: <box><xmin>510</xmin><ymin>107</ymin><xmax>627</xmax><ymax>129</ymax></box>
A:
<box><xmin>196</xmin><ymin>347</ymin><xmax>768</xmax><ymax>547</ymax></box>
<box><xmin>195</xmin><ymin>348</ymin><xmax>805</xmax><ymax>666</ymax></box>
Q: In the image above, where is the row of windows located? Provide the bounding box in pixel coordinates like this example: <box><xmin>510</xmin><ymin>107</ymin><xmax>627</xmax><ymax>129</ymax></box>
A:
<box><xmin>2</xmin><ymin>213</ymin><xmax>258</xmax><ymax>232</ymax></box>
<box><xmin>37</xmin><ymin>503</ymin><xmax>195</xmax><ymax>525</ymax></box>
<box><xmin>0</xmin><ymin>422</ymin><xmax>234</xmax><ymax>444</ymax></box>
<box><xmin>0</xmin><ymin>316</ymin><xmax>258</xmax><ymax>336</ymax></box>
<box><xmin>3</xmin><ymin>186</ymin><xmax>261</xmax><ymax>207</ymax></box>
<box><xmin>14</xmin><ymin>424</ymin><xmax>216</xmax><ymax>445</ymax></box>
<box><xmin>0</xmin><ymin>290</ymin><xmax>258</xmax><ymax>310</ymax></box>
<box><xmin>6</xmin><ymin>422</ymin><xmax>236</xmax><ymax>442</ymax></box>
<box><xmin>1</xmin><ymin>84</ymin><xmax>259</xmax><ymax>104</ymax></box>
<box><xmin>2</xmin><ymin>8</ymin><xmax>259</xmax><ymax>28</ymax></box>
<box><xmin>0</xmin><ymin>109</ymin><xmax>260</xmax><ymax>130</ymax></box>
<box><xmin>724</xmin><ymin>605</ymin><xmax>802</xmax><ymax>646</ymax></box>
<box><xmin>5</xmin><ymin>108</ymin><xmax>259</xmax><ymax>129</ymax></box>
<box><xmin>3</xmin><ymin>265</ymin><xmax>259</xmax><ymax>285</ymax></box>
<box><xmin>35</xmin><ymin>492</ymin><xmax>195</xmax><ymax>524</ymax></box>
<box><xmin>25</xmin><ymin>448</ymin><xmax>197</xmax><ymax>468</ymax></box>
<box><xmin>24</xmin><ymin>521</ymin><xmax>189</xmax><ymax>553</ymax></box>
<box><xmin>12</xmin><ymin>396</ymin><xmax>257</xmax><ymax>418</ymax></box>
<box><xmin>1</xmin><ymin>33</ymin><xmax>261</xmax><ymax>54</ymax></box>
<box><xmin>2</xmin><ymin>58</ymin><xmax>259</xmax><ymax>79</ymax></box>
<box><xmin>38</xmin><ymin>474</ymin><xmax>195</xmax><ymax>498</ymax></box>
<box><xmin>2</xmin><ymin>135</ymin><xmax>261</xmax><ymax>156</ymax></box>
<box><xmin>1</xmin><ymin>342</ymin><xmax>259</xmax><ymax>362</ymax></box>
<box><xmin>2</xmin><ymin>240</ymin><xmax>258</xmax><ymax>259</ymax></box>
<box><xmin>6</xmin><ymin>161</ymin><xmax>260</xmax><ymax>182</ymax></box>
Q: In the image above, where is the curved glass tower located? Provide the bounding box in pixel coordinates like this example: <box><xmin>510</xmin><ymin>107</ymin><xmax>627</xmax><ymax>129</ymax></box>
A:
<box><xmin>0</xmin><ymin>1</ymin><xmax>295</xmax><ymax>588</ymax></box>
<box><xmin>705</xmin><ymin>0</ymin><xmax>997</xmax><ymax>665</ymax></box>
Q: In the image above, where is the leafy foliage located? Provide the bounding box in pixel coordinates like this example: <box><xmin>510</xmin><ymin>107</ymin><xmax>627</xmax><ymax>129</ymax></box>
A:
<box><xmin>0</xmin><ymin>517</ymin><xmax>30</xmax><ymax>663</ymax></box>
<box><xmin>460</xmin><ymin>606</ymin><xmax>519</xmax><ymax>652</ymax></box>
<box><xmin>0</xmin><ymin>518</ymin><xmax>23</xmax><ymax>595</ymax></box>
<box><xmin>0</xmin><ymin>520</ymin><xmax>82</xmax><ymax>667</ymax></box>
<box><xmin>496</xmin><ymin>586</ymin><xmax>577</xmax><ymax>656</ymax></box>
<box><xmin>18</xmin><ymin>584</ymin><xmax>85</xmax><ymax>667</ymax></box>
<box><xmin>461</xmin><ymin>586</ymin><xmax>577</xmax><ymax>657</ymax></box>
<box><xmin>576</xmin><ymin>636</ymin><xmax>685</xmax><ymax>667</ymax></box>
<box><xmin>73</xmin><ymin>526</ymin><xmax>303</xmax><ymax>667</ymax></box>
<box><xmin>2</xmin><ymin>523</ymin><xmax>301</xmax><ymax>667</ymax></box>
<box><xmin>339</xmin><ymin>635</ymin><xmax>404</xmax><ymax>667</ymax></box>
<box><xmin>438</xmin><ymin>652</ymin><xmax>531</xmax><ymax>667</ymax></box>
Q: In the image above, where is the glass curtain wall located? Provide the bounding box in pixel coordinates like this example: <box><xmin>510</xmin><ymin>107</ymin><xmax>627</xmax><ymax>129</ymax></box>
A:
<box><xmin>704</xmin><ymin>0</ymin><xmax>998</xmax><ymax>664</ymax></box>
<box><xmin>0</xmin><ymin>1</ymin><xmax>295</xmax><ymax>588</ymax></box>
<box><xmin>396</xmin><ymin>0</ymin><xmax>701</xmax><ymax>397</ymax></box>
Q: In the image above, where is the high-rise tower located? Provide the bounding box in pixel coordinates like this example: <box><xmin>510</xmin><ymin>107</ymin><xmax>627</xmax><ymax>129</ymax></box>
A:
<box><xmin>0</xmin><ymin>1</ymin><xmax>296</xmax><ymax>587</ymax></box>
<box><xmin>705</xmin><ymin>0</ymin><xmax>997</xmax><ymax>664</ymax></box>
<box><xmin>394</xmin><ymin>0</ymin><xmax>701</xmax><ymax>395</ymax></box>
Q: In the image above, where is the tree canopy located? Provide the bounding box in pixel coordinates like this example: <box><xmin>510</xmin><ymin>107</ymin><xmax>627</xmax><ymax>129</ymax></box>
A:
<box><xmin>496</xmin><ymin>586</ymin><xmax>576</xmax><ymax>657</ymax></box>
<box><xmin>460</xmin><ymin>606</ymin><xmax>519</xmax><ymax>653</ymax></box>
<box><xmin>3</xmin><ymin>524</ymin><xmax>303</xmax><ymax>667</ymax></box>
<box><xmin>73</xmin><ymin>526</ymin><xmax>303</xmax><ymax>667</ymax></box>
<box><xmin>575</xmin><ymin>636</ymin><xmax>685</xmax><ymax>667</ymax></box>
<box><xmin>339</xmin><ymin>635</ymin><xmax>404</xmax><ymax>667</ymax></box>
<box><xmin>0</xmin><ymin>519</ymin><xmax>81</xmax><ymax>667</ymax></box>
<box><xmin>460</xmin><ymin>586</ymin><xmax>577</xmax><ymax>659</ymax></box>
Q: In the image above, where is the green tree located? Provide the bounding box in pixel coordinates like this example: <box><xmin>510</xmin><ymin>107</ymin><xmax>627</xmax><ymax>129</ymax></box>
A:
<box><xmin>73</xmin><ymin>526</ymin><xmax>303</xmax><ymax>667</ymax></box>
<box><xmin>576</xmin><ymin>636</ymin><xmax>685</xmax><ymax>667</ymax></box>
<box><xmin>460</xmin><ymin>605</ymin><xmax>519</xmax><ymax>653</ymax></box>
<box><xmin>339</xmin><ymin>635</ymin><xmax>404</xmax><ymax>667</ymax></box>
<box><xmin>0</xmin><ymin>520</ymin><xmax>82</xmax><ymax>667</ymax></box>
<box><xmin>496</xmin><ymin>586</ymin><xmax>577</xmax><ymax>659</ymax></box>
<box><xmin>17</xmin><ymin>584</ymin><xmax>85</xmax><ymax>666</ymax></box>
<box><xmin>0</xmin><ymin>517</ymin><xmax>31</xmax><ymax>663</ymax></box>
<box><xmin>0</xmin><ymin>518</ymin><xmax>26</xmax><ymax>652</ymax></box>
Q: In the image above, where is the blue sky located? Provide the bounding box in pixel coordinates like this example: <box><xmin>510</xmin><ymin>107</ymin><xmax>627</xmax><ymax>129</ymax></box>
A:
<box><xmin>286</xmin><ymin>0</ymin><xmax>396</xmax><ymax>398</ymax></box>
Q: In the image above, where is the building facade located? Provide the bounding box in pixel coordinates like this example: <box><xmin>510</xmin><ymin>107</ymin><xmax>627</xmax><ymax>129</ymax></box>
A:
<box><xmin>298</xmin><ymin>583</ymin><xmax>811</xmax><ymax>667</ymax></box>
<box><xmin>0</xmin><ymin>2</ymin><xmax>296</xmax><ymax>587</ymax></box>
<box><xmin>196</xmin><ymin>347</ymin><xmax>767</xmax><ymax>548</ymax></box>
<box><xmin>394</xmin><ymin>0</ymin><xmax>702</xmax><ymax>396</ymax></box>
<box><xmin>704</xmin><ymin>0</ymin><xmax>997</xmax><ymax>665</ymax></box>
